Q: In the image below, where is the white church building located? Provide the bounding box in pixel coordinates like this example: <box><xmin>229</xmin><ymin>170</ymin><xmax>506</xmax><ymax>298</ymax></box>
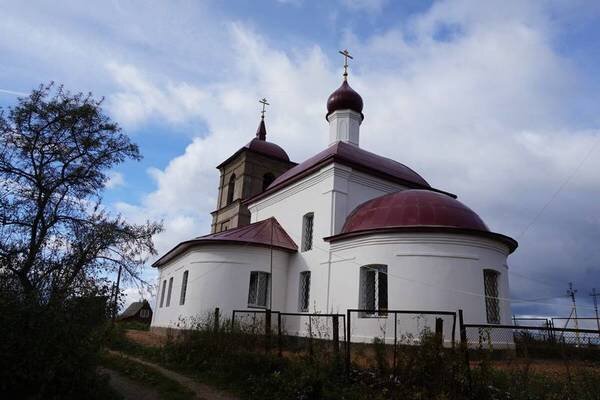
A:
<box><xmin>150</xmin><ymin>61</ymin><xmax>518</xmax><ymax>342</ymax></box>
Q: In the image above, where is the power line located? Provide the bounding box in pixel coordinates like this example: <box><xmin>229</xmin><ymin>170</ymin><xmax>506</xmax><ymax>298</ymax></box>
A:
<box><xmin>517</xmin><ymin>133</ymin><xmax>600</xmax><ymax>240</ymax></box>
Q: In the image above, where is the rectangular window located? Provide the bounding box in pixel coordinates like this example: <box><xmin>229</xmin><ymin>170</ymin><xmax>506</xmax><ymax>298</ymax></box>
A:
<box><xmin>180</xmin><ymin>270</ymin><xmax>189</xmax><ymax>305</ymax></box>
<box><xmin>298</xmin><ymin>271</ymin><xmax>311</xmax><ymax>312</ymax></box>
<box><xmin>359</xmin><ymin>265</ymin><xmax>388</xmax><ymax>317</ymax></box>
<box><xmin>301</xmin><ymin>212</ymin><xmax>314</xmax><ymax>252</ymax></box>
<box><xmin>159</xmin><ymin>280</ymin><xmax>166</xmax><ymax>308</ymax></box>
<box><xmin>247</xmin><ymin>271</ymin><xmax>271</xmax><ymax>308</ymax></box>
<box><xmin>166</xmin><ymin>277</ymin><xmax>174</xmax><ymax>307</ymax></box>
<box><xmin>484</xmin><ymin>269</ymin><xmax>500</xmax><ymax>324</ymax></box>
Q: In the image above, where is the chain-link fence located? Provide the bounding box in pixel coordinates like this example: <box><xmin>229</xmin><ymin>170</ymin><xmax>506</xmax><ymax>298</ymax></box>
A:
<box><xmin>461</xmin><ymin>322</ymin><xmax>600</xmax><ymax>362</ymax></box>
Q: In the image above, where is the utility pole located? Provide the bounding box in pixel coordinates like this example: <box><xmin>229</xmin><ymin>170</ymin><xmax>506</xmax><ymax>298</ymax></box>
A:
<box><xmin>590</xmin><ymin>288</ymin><xmax>600</xmax><ymax>334</ymax></box>
<box><xmin>567</xmin><ymin>282</ymin><xmax>581</xmax><ymax>345</ymax></box>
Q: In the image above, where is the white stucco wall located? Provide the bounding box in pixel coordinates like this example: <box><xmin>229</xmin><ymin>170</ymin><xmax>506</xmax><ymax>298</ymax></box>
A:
<box><xmin>151</xmin><ymin>244</ymin><xmax>290</xmax><ymax>328</ymax></box>
<box><xmin>247</xmin><ymin>160</ymin><xmax>411</xmax><ymax>315</ymax></box>
<box><xmin>328</xmin><ymin>232</ymin><xmax>512</xmax><ymax>343</ymax></box>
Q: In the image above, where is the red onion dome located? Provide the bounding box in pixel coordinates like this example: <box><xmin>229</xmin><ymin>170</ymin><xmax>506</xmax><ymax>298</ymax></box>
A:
<box><xmin>342</xmin><ymin>190</ymin><xmax>489</xmax><ymax>233</ymax></box>
<box><xmin>326</xmin><ymin>80</ymin><xmax>364</xmax><ymax>120</ymax></box>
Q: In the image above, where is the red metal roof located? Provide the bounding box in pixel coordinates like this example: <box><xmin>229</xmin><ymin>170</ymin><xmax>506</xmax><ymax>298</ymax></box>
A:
<box><xmin>342</xmin><ymin>190</ymin><xmax>489</xmax><ymax>233</ymax></box>
<box><xmin>216</xmin><ymin>119</ymin><xmax>294</xmax><ymax>169</ymax></box>
<box><xmin>325</xmin><ymin>190</ymin><xmax>517</xmax><ymax>252</ymax></box>
<box><xmin>245</xmin><ymin>141</ymin><xmax>445</xmax><ymax>205</ymax></box>
<box><xmin>152</xmin><ymin>217</ymin><xmax>297</xmax><ymax>268</ymax></box>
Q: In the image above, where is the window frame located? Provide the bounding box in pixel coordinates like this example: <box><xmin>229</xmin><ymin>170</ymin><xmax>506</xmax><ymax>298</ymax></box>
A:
<box><xmin>483</xmin><ymin>269</ymin><xmax>501</xmax><ymax>324</ymax></box>
<box><xmin>159</xmin><ymin>280</ymin><xmax>166</xmax><ymax>308</ymax></box>
<box><xmin>301</xmin><ymin>212</ymin><xmax>314</xmax><ymax>252</ymax></box>
<box><xmin>179</xmin><ymin>270</ymin><xmax>189</xmax><ymax>306</ymax></box>
<box><xmin>166</xmin><ymin>277</ymin><xmax>174</xmax><ymax>307</ymax></box>
<box><xmin>247</xmin><ymin>271</ymin><xmax>271</xmax><ymax>309</ymax></box>
<box><xmin>359</xmin><ymin>265</ymin><xmax>388</xmax><ymax>318</ymax></box>
<box><xmin>298</xmin><ymin>271</ymin><xmax>311</xmax><ymax>312</ymax></box>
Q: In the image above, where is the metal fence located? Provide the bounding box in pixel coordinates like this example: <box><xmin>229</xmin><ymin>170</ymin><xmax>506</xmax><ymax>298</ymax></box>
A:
<box><xmin>345</xmin><ymin>309</ymin><xmax>457</xmax><ymax>371</ymax></box>
<box><xmin>231</xmin><ymin>309</ymin><xmax>345</xmax><ymax>357</ymax></box>
<box><xmin>460</xmin><ymin>320</ymin><xmax>600</xmax><ymax>362</ymax></box>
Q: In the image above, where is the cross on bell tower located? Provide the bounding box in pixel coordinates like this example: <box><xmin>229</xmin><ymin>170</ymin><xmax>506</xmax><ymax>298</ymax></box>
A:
<box><xmin>259</xmin><ymin>98</ymin><xmax>269</xmax><ymax>119</ymax></box>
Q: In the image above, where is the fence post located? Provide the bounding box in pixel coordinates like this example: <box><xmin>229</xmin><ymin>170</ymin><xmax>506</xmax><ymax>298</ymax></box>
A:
<box><xmin>214</xmin><ymin>307</ymin><xmax>220</xmax><ymax>332</ymax></box>
<box><xmin>231</xmin><ymin>310</ymin><xmax>236</xmax><ymax>332</ymax></box>
<box><xmin>265</xmin><ymin>309</ymin><xmax>272</xmax><ymax>353</ymax></box>
<box><xmin>277</xmin><ymin>312</ymin><xmax>282</xmax><ymax>357</ymax></box>
<box><xmin>435</xmin><ymin>317</ymin><xmax>444</xmax><ymax>346</ymax></box>
<box><xmin>346</xmin><ymin>309</ymin><xmax>351</xmax><ymax>374</ymax></box>
<box><xmin>458</xmin><ymin>309</ymin><xmax>471</xmax><ymax>389</ymax></box>
<box><xmin>393</xmin><ymin>312</ymin><xmax>398</xmax><ymax>376</ymax></box>
<box><xmin>308</xmin><ymin>315</ymin><xmax>314</xmax><ymax>357</ymax></box>
<box><xmin>332</xmin><ymin>315</ymin><xmax>340</xmax><ymax>357</ymax></box>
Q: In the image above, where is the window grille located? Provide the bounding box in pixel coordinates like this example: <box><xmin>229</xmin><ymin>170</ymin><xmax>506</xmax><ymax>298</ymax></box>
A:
<box><xmin>166</xmin><ymin>277</ymin><xmax>173</xmax><ymax>307</ymax></box>
<box><xmin>301</xmin><ymin>213</ymin><xmax>314</xmax><ymax>252</ymax></box>
<box><xmin>179</xmin><ymin>270</ymin><xmax>189</xmax><ymax>305</ymax></box>
<box><xmin>298</xmin><ymin>271</ymin><xmax>311</xmax><ymax>312</ymax></box>
<box><xmin>226</xmin><ymin>174</ymin><xmax>236</xmax><ymax>205</ymax></box>
<box><xmin>359</xmin><ymin>265</ymin><xmax>388</xmax><ymax>317</ymax></box>
<box><xmin>484</xmin><ymin>269</ymin><xmax>500</xmax><ymax>324</ymax></box>
<box><xmin>159</xmin><ymin>280</ymin><xmax>166</xmax><ymax>307</ymax></box>
<box><xmin>248</xmin><ymin>271</ymin><xmax>270</xmax><ymax>308</ymax></box>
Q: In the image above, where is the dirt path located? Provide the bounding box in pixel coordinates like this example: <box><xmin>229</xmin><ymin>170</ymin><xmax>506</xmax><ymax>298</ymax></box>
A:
<box><xmin>108</xmin><ymin>350</ymin><xmax>238</xmax><ymax>400</ymax></box>
<box><xmin>99</xmin><ymin>367</ymin><xmax>161</xmax><ymax>400</ymax></box>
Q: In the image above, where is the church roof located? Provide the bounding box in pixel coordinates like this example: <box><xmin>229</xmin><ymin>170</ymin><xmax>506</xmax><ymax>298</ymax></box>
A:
<box><xmin>325</xmin><ymin>190</ymin><xmax>517</xmax><ymax>253</ymax></box>
<box><xmin>152</xmin><ymin>217</ymin><xmax>297</xmax><ymax>268</ymax></box>
<box><xmin>246</xmin><ymin>141</ymin><xmax>451</xmax><ymax>205</ymax></box>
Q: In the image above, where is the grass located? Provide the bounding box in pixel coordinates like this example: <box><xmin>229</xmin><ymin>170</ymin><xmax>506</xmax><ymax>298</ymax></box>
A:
<box><xmin>100</xmin><ymin>351</ymin><xmax>195</xmax><ymax>400</ymax></box>
<box><xmin>106</xmin><ymin>322</ymin><xmax>600</xmax><ymax>400</ymax></box>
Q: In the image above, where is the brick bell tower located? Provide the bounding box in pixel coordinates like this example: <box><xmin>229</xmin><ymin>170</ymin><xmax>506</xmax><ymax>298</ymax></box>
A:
<box><xmin>210</xmin><ymin>99</ymin><xmax>296</xmax><ymax>233</ymax></box>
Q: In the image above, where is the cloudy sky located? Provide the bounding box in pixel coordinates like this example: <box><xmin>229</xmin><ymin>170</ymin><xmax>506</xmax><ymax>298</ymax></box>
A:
<box><xmin>1</xmin><ymin>0</ymin><xmax>599</xmax><ymax>320</ymax></box>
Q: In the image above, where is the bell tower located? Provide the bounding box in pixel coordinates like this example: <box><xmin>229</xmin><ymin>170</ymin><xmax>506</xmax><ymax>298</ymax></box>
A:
<box><xmin>210</xmin><ymin>100</ymin><xmax>296</xmax><ymax>233</ymax></box>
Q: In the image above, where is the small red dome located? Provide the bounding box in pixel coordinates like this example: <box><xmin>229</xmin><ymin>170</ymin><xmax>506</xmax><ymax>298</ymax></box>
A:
<box><xmin>246</xmin><ymin>137</ymin><xmax>290</xmax><ymax>162</ymax></box>
<box><xmin>326</xmin><ymin>80</ymin><xmax>364</xmax><ymax>120</ymax></box>
<box><xmin>342</xmin><ymin>190</ymin><xmax>489</xmax><ymax>234</ymax></box>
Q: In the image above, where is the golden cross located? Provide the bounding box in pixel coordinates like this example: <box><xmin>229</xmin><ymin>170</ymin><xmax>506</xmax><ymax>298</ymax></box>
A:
<box><xmin>339</xmin><ymin>49</ymin><xmax>353</xmax><ymax>79</ymax></box>
<box><xmin>259</xmin><ymin>98</ymin><xmax>269</xmax><ymax>119</ymax></box>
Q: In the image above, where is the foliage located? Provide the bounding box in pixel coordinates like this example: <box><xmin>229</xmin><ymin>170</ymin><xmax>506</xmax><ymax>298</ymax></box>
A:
<box><xmin>0</xmin><ymin>83</ymin><xmax>162</xmax><ymax>301</ymax></box>
<box><xmin>100</xmin><ymin>352</ymin><xmax>194</xmax><ymax>400</ymax></box>
<box><xmin>0</xmin><ymin>83</ymin><xmax>161</xmax><ymax>398</ymax></box>
<box><xmin>0</xmin><ymin>287</ymin><xmax>120</xmax><ymax>399</ymax></box>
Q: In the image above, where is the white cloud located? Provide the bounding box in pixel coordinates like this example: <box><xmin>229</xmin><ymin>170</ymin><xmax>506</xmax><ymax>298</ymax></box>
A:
<box><xmin>106</xmin><ymin>63</ymin><xmax>208</xmax><ymax>127</ymax></box>
<box><xmin>105</xmin><ymin>171</ymin><xmax>125</xmax><ymax>189</ymax></box>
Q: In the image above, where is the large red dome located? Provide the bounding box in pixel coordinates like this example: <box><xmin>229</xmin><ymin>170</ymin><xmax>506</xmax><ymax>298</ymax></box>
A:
<box><xmin>342</xmin><ymin>190</ymin><xmax>489</xmax><ymax>233</ymax></box>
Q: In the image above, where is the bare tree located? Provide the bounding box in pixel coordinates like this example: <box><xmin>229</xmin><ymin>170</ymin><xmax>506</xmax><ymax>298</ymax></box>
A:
<box><xmin>0</xmin><ymin>83</ymin><xmax>162</xmax><ymax>302</ymax></box>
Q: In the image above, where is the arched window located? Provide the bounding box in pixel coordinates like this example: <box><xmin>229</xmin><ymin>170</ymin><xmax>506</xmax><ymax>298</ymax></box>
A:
<box><xmin>262</xmin><ymin>172</ymin><xmax>275</xmax><ymax>191</ymax></box>
<box><xmin>226</xmin><ymin>174</ymin><xmax>236</xmax><ymax>205</ymax></box>
<box><xmin>301</xmin><ymin>212</ymin><xmax>314</xmax><ymax>252</ymax></box>
<box><xmin>483</xmin><ymin>269</ymin><xmax>500</xmax><ymax>324</ymax></box>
